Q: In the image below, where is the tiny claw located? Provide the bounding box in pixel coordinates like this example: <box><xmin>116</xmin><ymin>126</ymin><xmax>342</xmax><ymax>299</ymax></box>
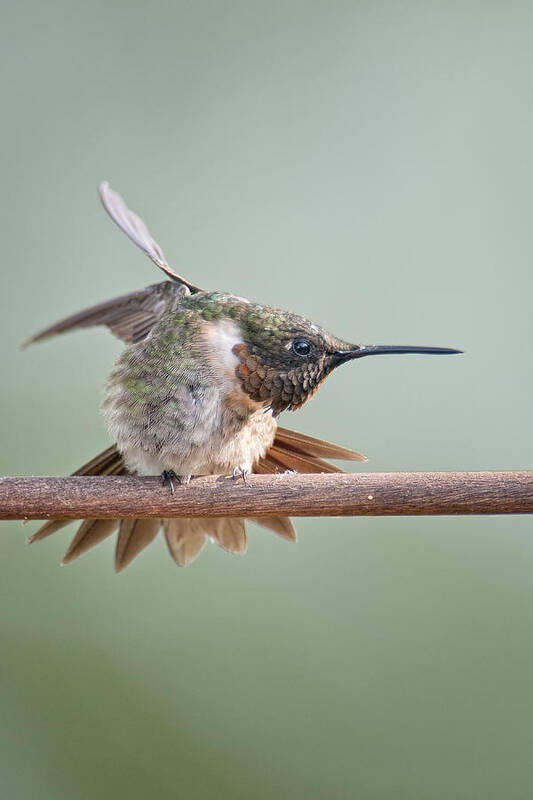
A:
<box><xmin>161</xmin><ymin>469</ymin><xmax>179</xmax><ymax>494</ymax></box>
<box><xmin>232</xmin><ymin>467</ymin><xmax>249</xmax><ymax>486</ymax></box>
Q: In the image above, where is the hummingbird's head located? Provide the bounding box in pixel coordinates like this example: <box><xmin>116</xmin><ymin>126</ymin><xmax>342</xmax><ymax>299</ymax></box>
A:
<box><xmin>230</xmin><ymin>301</ymin><xmax>461</xmax><ymax>415</ymax></box>
<box><xmin>233</xmin><ymin>307</ymin><xmax>352</xmax><ymax>414</ymax></box>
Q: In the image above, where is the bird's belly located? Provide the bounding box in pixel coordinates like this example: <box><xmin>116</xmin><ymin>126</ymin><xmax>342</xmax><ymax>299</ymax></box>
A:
<box><xmin>197</xmin><ymin>408</ymin><xmax>277</xmax><ymax>475</ymax></box>
<box><xmin>111</xmin><ymin>397</ymin><xmax>276</xmax><ymax>478</ymax></box>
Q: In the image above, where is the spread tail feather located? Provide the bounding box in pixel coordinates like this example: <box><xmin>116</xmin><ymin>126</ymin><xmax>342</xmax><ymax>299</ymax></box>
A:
<box><xmin>62</xmin><ymin>519</ymin><xmax>119</xmax><ymax>564</ymax></box>
<box><xmin>163</xmin><ymin>516</ymin><xmax>248</xmax><ymax>567</ymax></box>
<box><xmin>115</xmin><ymin>518</ymin><xmax>161</xmax><ymax>572</ymax></box>
<box><xmin>28</xmin><ymin>426</ymin><xmax>363</xmax><ymax>570</ymax></box>
<box><xmin>163</xmin><ymin>519</ymin><xmax>207</xmax><ymax>566</ymax></box>
<box><xmin>252</xmin><ymin>516</ymin><xmax>297</xmax><ymax>542</ymax></box>
<box><xmin>209</xmin><ymin>517</ymin><xmax>247</xmax><ymax>555</ymax></box>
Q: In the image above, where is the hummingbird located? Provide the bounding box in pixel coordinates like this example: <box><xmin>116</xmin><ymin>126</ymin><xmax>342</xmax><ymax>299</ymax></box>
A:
<box><xmin>26</xmin><ymin>182</ymin><xmax>461</xmax><ymax>571</ymax></box>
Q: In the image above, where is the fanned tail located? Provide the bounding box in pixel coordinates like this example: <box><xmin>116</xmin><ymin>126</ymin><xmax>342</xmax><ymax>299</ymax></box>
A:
<box><xmin>29</xmin><ymin>428</ymin><xmax>365</xmax><ymax>570</ymax></box>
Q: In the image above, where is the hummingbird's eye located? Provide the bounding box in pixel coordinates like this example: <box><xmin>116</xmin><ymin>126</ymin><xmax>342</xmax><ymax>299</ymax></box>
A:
<box><xmin>292</xmin><ymin>339</ymin><xmax>312</xmax><ymax>357</ymax></box>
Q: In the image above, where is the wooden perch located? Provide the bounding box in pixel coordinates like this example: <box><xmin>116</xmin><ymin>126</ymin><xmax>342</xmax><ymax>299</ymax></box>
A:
<box><xmin>0</xmin><ymin>472</ymin><xmax>531</xmax><ymax>520</ymax></box>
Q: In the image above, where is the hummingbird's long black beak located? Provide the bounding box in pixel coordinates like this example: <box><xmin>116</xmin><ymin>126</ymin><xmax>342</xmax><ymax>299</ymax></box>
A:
<box><xmin>333</xmin><ymin>344</ymin><xmax>463</xmax><ymax>364</ymax></box>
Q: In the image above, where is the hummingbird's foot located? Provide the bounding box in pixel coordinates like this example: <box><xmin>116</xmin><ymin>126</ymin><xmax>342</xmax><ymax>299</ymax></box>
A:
<box><xmin>232</xmin><ymin>467</ymin><xmax>249</xmax><ymax>486</ymax></box>
<box><xmin>161</xmin><ymin>469</ymin><xmax>180</xmax><ymax>494</ymax></box>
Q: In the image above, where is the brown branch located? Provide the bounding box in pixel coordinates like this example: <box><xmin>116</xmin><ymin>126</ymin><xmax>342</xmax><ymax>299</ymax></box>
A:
<box><xmin>0</xmin><ymin>472</ymin><xmax>532</xmax><ymax>520</ymax></box>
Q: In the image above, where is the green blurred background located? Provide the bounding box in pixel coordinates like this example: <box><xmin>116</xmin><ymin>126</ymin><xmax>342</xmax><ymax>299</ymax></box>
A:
<box><xmin>1</xmin><ymin>1</ymin><xmax>532</xmax><ymax>797</ymax></box>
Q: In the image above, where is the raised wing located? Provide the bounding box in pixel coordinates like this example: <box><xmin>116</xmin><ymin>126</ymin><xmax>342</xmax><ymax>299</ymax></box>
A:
<box><xmin>24</xmin><ymin>281</ymin><xmax>188</xmax><ymax>346</ymax></box>
<box><xmin>25</xmin><ymin>181</ymin><xmax>203</xmax><ymax>347</ymax></box>
<box><xmin>99</xmin><ymin>181</ymin><xmax>201</xmax><ymax>293</ymax></box>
